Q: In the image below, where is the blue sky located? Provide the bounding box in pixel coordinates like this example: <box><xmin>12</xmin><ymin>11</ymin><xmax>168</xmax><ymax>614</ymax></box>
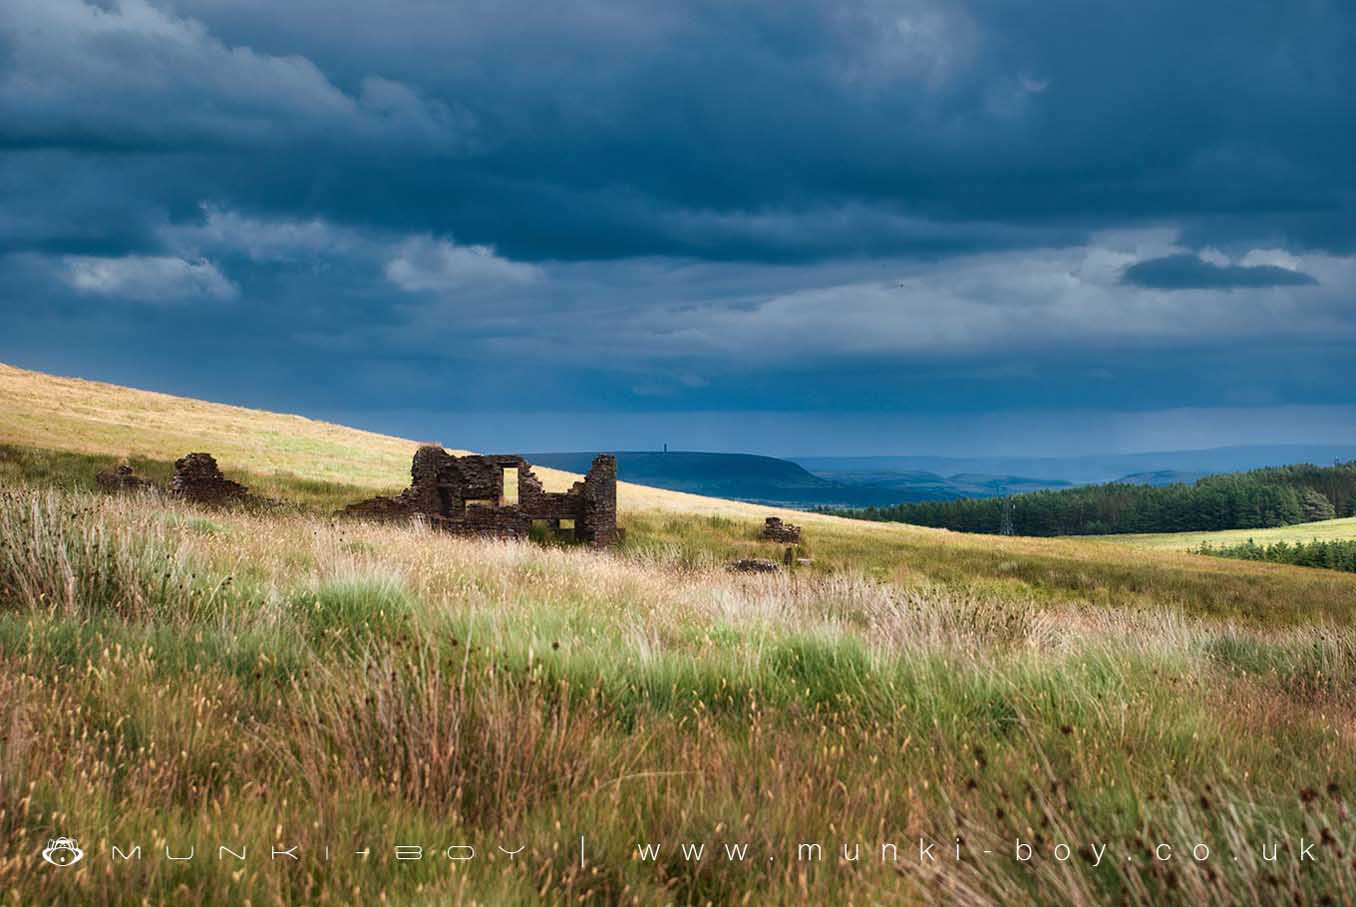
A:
<box><xmin>2</xmin><ymin>0</ymin><xmax>1354</xmax><ymax>456</ymax></box>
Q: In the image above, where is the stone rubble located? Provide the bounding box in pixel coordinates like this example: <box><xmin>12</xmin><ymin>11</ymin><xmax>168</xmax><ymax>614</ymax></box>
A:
<box><xmin>95</xmin><ymin>463</ymin><xmax>152</xmax><ymax>493</ymax></box>
<box><xmin>729</xmin><ymin>558</ymin><xmax>781</xmax><ymax>573</ymax></box>
<box><xmin>169</xmin><ymin>452</ymin><xmax>250</xmax><ymax>505</ymax></box>
<box><xmin>760</xmin><ymin>516</ymin><xmax>802</xmax><ymax>543</ymax></box>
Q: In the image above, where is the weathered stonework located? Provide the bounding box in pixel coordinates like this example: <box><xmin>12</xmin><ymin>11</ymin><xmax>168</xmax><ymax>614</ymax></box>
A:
<box><xmin>170</xmin><ymin>452</ymin><xmax>249</xmax><ymax>505</ymax></box>
<box><xmin>730</xmin><ymin>557</ymin><xmax>780</xmax><ymax>574</ymax></box>
<box><xmin>95</xmin><ymin>464</ymin><xmax>152</xmax><ymax>493</ymax></box>
<box><xmin>760</xmin><ymin>516</ymin><xmax>802</xmax><ymax>543</ymax></box>
<box><xmin>343</xmin><ymin>446</ymin><xmax>621</xmax><ymax>546</ymax></box>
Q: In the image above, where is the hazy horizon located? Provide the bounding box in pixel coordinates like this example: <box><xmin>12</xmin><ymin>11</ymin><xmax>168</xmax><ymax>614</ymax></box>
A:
<box><xmin>12</xmin><ymin>356</ymin><xmax>1355</xmax><ymax>462</ymax></box>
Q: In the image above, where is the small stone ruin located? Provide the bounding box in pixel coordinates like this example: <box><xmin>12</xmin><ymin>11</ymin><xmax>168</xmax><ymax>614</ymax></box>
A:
<box><xmin>760</xmin><ymin>516</ymin><xmax>802</xmax><ymax>543</ymax></box>
<box><xmin>95</xmin><ymin>463</ymin><xmax>152</xmax><ymax>493</ymax></box>
<box><xmin>94</xmin><ymin>452</ymin><xmax>258</xmax><ymax>507</ymax></box>
<box><xmin>170</xmin><ymin>452</ymin><xmax>250</xmax><ymax>505</ymax></box>
<box><xmin>343</xmin><ymin>446</ymin><xmax>621</xmax><ymax>546</ymax></box>
<box><xmin>730</xmin><ymin>558</ymin><xmax>780</xmax><ymax>574</ymax></box>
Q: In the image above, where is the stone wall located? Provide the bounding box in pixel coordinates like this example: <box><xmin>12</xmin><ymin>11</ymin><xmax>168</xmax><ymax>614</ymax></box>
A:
<box><xmin>342</xmin><ymin>446</ymin><xmax>621</xmax><ymax>546</ymax></box>
<box><xmin>760</xmin><ymin>516</ymin><xmax>802</xmax><ymax>543</ymax></box>
<box><xmin>576</xmin><ymin>455</ymin><xmax>620</xmax><ymax>546</ymax></box>
<box><xmin>89</xmin><ymin>446</ymin><xmax>619</xmax><ymax>544</ymax></box>
<box><xmin>170</xmin><ymin>452</ymin><xmax>249</xmax><ymax>505</ymax></box>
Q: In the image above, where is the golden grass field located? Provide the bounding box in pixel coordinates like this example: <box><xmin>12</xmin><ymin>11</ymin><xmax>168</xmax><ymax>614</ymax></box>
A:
<box><xmin>5</xmin><ymin>360</ymin><xmax>1356</xmax><ymax>905</ymax></box>
<box><xmin>0</xmin><ymin>361</ymin><xmax>853</xmax><ymax>522</ymax></box>
<box><xmin>5</xmin><ymin>360</ymin><xmax>1353</xmax><ymax>596</ymax></box>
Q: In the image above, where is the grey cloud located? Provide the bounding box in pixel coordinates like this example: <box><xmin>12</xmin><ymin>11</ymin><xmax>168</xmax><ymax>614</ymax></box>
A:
<box><xmin>0</xmin><ymin>0</ymin><xmax>471</xmax><ymax>153</ymax></box>
<box><xmin>8</xmin><ymin>0</ymin><xmax>1355</xmax><ymax>262</ymax></box>
<box><xmin>384</xmin><ymin>239</ymin><xmax>1356</xmax><ymax>371</ymax></box>
<box><xmin>156</xmin><ymin>207</ymin><xmax>540</xmax><ymax>293</ymax></box>
<box><xmin>3</xmin><ymin>0</ymin><xmax>1356</xmax><ymax>451</ymax></box>
<box><xmin>1122</xmin><ymin>254</ymin><xmax>1319</xmax><ymax>290</ymax></box>
<box><xmin>60</xmin><ymin>254</ymin><xmax>237</xmax><ymax>301</ymax></box>
<box><xmin>383</xmin><ymin>236</ymin><xmax>542</xmax><ymax>293</ymax></box>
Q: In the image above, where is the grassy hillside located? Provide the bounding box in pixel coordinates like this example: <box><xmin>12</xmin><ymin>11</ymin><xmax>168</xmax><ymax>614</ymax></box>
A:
<box><xmin>5</xmin><ymin>363</ymin><xmax>1356</xmax><ymax>905</ymax></box>
<box><xmin>1107</xmin><ymin>516</ymin><xmax>1356</xmax><ymax>550</ymax></box>
<box><xmin>0</xmin><ymin>362</ymin><xmax>841</xmax><ymax>520</ymax></box>
<box><xmin>0</xmin><ymin>362</ymin><xmax>434</xmax><ymax>490</ymax></box>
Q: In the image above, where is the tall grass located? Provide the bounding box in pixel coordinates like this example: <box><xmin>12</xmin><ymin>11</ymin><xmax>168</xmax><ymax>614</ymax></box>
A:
<box><xmin>0</xmin><ymin>489</ymin><xmax>248</xmax><ymax>622</ymax></box>
<box><xmin>2</xmin><ymin>486</ymin><xmax>1355</xmax><ymax>904</ymax></box>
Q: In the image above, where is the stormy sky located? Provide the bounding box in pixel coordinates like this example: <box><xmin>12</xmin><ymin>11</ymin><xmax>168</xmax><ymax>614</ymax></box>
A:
<box><xmin>2</xmin><ymin>0</ymin><xmax>1354</xmax><ymax>456</ymax></box>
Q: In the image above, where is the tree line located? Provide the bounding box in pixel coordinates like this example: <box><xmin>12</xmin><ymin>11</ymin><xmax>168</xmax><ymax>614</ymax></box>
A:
<box><xmin>826</xmin><ymin>462</ymin><xmax>1356</xmax><ymax>536</ymax></box>
<box><xmin>1197</xmin><ymin>539</ymin><xmax>1356</xmax><ymax>574</ymax></box>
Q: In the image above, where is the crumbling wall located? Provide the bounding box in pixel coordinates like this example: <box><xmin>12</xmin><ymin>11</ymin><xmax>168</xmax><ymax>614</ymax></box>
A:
<box><xmin>760</xmin><ymin>516</ymin><xmax>802</xmax><ymax>543</ymax></box>
<box><xmin>576</xmin><ymin>455</ymin><xmax>620</xmax><ymax>545</ymax></box>
<box><xmin>342</xmin><ymin>446</ymin><xmax>621</xmax><ymax>546</ymax></box>
<box><xmin>95</xmin><ymin>452</ymin><xmax>261</xmax><ymax>507</ymax></box>
<box><xmin>89</xmin><ymin>444</ymin><xmax>618</xmax><ymax>542</ymax></box>
<box><xmin>170</xmin><ymin>452</ymin><xmax>249</xmax><ymax>505</ymax></box>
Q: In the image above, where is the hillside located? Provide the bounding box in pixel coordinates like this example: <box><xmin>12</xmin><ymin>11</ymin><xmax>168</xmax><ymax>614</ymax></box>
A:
<box><xmin>5</xmin><ymin>361</ymin><xmax>1356</xmax><ymax>610</ymax></box>
<box><xmin>799</xmin><ymin>445</ymin><xmax>1356</xmax><ymax>485</ymax></box>
<box><xmin>527</xmin><ymin>452</ymin><xmax>1085</xmax><ymax>507</ymax></box>
<box><xmin>7</xmin><ymin>364</ymin><xmax>1356</xmax><ymax>905</ymax></box>
<box><xmin>5</xmin><ymin>360</ymin><xmax>1356</xmax><ymax>619</ymax></box>
<box><xmin>795</xmin><ymin>465</ymin><xmax>1075</xmax><ymax>502</ymax></box>
<box><xmin>0</xmin><ymin>362</ymin><xmax>838</xmax><ymax>522</ymax></box>
<box><xmin>1107</xmin><ymin>515</ymin><xmax>1356</xmax><ymax>550</ymax></box>
<box><xmin>1115</xmin><ymin>469</ymin><xmax>1210</xmax><ymax>487</ymax></box>
<box><xmin>527</xmin><ymin>450</ymin><xmax>843</xmax><ymax>504</ymax></box>
<box><xmin>526</xmin><ymin>450</ymin><xmax>961</xmax><ymax>508</ymax></box>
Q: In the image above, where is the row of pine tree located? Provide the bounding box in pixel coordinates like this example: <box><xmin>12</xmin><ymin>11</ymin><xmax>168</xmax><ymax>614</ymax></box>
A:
<box><xmin>832</xmin><ymin>462</ymin><xmax>1356</xmax><ymax>536</ymax></box>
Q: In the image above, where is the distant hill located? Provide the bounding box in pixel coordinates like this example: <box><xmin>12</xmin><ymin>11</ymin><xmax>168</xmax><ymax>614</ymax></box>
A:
<box><xmin>1114</xmin><ymin>469</ymin><xmax>1210</xmax><ymax>487</ymax></box>
<box><xmin>799</xmin><ymin>467</ymin><xmax>1073</xmax><ymax>501</ymax></box>
<box><xmin>797</xmin><ymin>445</ymin><xmax>1356</xmax><ymax>486</ymax></box>
<box><xmin>525</xmin><ymin>451</ymin><xmax>1074</xmax><ymax>508</ymax></box>
<box><xmin>524</xmin><ymin>451</ymin><xmax>882</xmax><ymax>507</ymax></box>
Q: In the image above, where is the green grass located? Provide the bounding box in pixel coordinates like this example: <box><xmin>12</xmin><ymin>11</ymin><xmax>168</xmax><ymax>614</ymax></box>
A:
<box><xmin>5</xmin><ymin>362</ymin><xmax>1356</xmax><ymax>903</ymax></box>
<box><xmin>620</xmin><ymin>509</ymin><xmax>1356</xmax><ymax>629</ymax></box>
<box><xmin>4</xmin><ymin>473</ymin><xmax>1356</xmax><ymax>904</ymax></box>
<box><xmin>16</xmin><ymin>441</ymin><xmax>1356</xmax><ymax>630</ymax></box>
<box><xmin>0</xmin><ymin>441</ymin><xmax>398</xmax><ymax>512</ymax></box>
<box><xmin>1100</xmin><ymin>515</ymin><xmax>1356</xmax><ymax>550</ymax></box>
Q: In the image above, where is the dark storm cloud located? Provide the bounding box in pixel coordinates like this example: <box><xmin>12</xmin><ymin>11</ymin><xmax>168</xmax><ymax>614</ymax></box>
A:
<box><xmin>1122</xmin><ymin>254</ymin><xmax>1319</xmax><ymax>290</ymax></box>
<box><xmin>5</xmin><ymin>0</ymin><xmax>1356</xmax><ymax>261</ymax></box>
<box><xmin>2</xmin><ymin>0</ymin><xmax>1355</xmax><ymax>453</ymax></box>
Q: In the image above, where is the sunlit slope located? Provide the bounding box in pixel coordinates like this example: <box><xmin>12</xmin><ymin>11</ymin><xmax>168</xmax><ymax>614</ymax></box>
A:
<box><xmin>1104</xmin><ymin>516</ymin><xmax>1356</xmax><ymax>550</ymax></box>
<box><xmin>0</xmin><ymin>362</ymin><xmax>443</xmax><ymax>488</ymax></box>
<box><xmin>0</xmin><ymin>362</ymin><xmax>848</xmax><ymax>521</ymax></box>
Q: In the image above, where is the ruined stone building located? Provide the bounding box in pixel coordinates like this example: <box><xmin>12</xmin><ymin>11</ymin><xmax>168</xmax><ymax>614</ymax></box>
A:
<box><xmin>343</xmin><ymin>446</ymin><xmax>621</xmax><ymax>546</ymax></box>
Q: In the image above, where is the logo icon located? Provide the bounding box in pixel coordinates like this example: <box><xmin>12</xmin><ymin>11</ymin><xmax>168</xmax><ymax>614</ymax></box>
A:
<box><xmin>41</xmin><ymin>837</ymin><xmax>84</xmax><ymax>867</ymax></box>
